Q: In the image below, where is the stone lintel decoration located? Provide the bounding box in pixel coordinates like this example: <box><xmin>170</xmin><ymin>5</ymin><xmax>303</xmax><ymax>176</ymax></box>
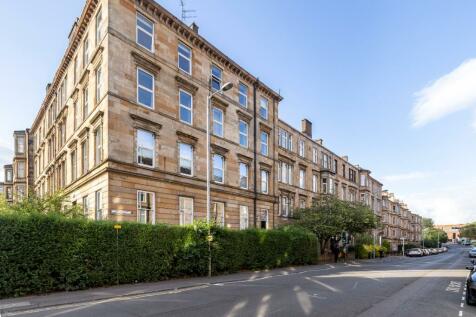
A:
<box><xmin>210</xmin><ymin>143</ymin><xmax>229</xmax><ymax>156</ymax></box>
<box><xmin>175</xmin><ymin>75</ymin><xmax>199</xmax><ymax>95</ymax></box>
<box><xmin>131</xmin><ymin>51</ymin><xmax>161</xmax><ymax>75</ymax></box>
<box><xmin>176</xmin><ymin>130</ymin><xmax>198</xmax><ymax>145</ymax></box>
<box><xmin>237</xmin><ymin>153</ymin><xmax>253</xmax><ymax>163</ymax></box>
<box><xmin>130</xmin><ymin>113</ymin><xmax>162</xmax><ymax>133</ymax></box>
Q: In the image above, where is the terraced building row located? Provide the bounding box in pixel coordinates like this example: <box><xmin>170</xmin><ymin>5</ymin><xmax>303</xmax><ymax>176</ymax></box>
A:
<box><xmin>0</xmin><ymin>0</ymin><xmax>422</xmax><ymax>246</ymax></box>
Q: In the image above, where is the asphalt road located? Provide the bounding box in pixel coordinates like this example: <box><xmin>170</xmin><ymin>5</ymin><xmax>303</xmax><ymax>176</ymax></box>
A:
<box><xmin>4</xmin><ymin>246</ymin><xmax>475</xmax><ymax>317</ymax></box>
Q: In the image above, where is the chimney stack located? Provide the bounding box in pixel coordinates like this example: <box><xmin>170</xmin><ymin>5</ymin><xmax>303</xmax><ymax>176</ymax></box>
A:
<box><xmin>315</xmin><ymin>139</ymin><xmax>323</xmax><ymax>145</ymax></box>
<box><xmin>342</xmin><ymin>155</ymin><xmax>348</xmax><ymax>162</ymax></box>
<box><xmin>190</xmin><ymin>22</ymin><xmax>199</xmax><ymax>33</ymax></box>
<box><xmin>46</xmin><ymin>83</ymin><xmax>51</xmax><ymax>93</ymax></box>
<box><xmin>301</xmin><ymin>119</ymin><xmax>312</xmax><ymax>138</ymax></box>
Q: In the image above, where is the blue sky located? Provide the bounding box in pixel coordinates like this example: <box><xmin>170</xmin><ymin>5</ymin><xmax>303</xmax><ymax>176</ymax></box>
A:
<box><xmin>1</xmin><ymin>0</ymin><xmax>476</xmax><ymax>224</ymax></box>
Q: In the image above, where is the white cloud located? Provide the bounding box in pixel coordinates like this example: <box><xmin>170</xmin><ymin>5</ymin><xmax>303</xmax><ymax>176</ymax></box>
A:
<box><xmin>412</xmin><ymin>58</ymin><xmax>476</xmax><ymax>128</ymax></box>
<box><xmin>402</xmin><ymin>184</ymin><xmax>476</xmax><ymax>225</ymax></box>
<box><xmin>382</xmin><ymin>171</ymin><xmax>430</xmax><ymax>182</ymax></box>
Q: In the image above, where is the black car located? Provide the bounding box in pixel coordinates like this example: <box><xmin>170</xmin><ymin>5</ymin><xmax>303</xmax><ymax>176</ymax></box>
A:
<box><xmin>466</xmin><ymin>260</ymin><xmax>476</xmax><ymax>305</ymax></box>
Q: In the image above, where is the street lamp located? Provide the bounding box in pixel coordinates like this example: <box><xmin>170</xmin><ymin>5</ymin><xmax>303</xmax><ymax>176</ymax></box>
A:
<box><xmin>401</xmin><ymin>237</ymin><xmax>406</xmax><ymax>256</ymax></box>
<box><xmin>206</xmin><ymin>82</ymin><xmax>233</xmax><ymax>224</ymax></box>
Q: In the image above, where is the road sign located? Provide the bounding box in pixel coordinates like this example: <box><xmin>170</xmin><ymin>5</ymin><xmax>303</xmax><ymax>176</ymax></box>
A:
<box><xmin>207</xmin><ymin>235</ymin><xmax>213</xmax><ymax>242</ymax></box>
<box><xmin>114</xmin><ymin>224</ymin><xmax>122</xmax><ymax>230</ymax></box>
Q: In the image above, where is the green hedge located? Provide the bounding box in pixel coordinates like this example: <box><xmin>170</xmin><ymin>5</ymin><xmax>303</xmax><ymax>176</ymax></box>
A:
<box><xmin>0</xmin><ymin>214</ymin><xmax>318</xmax><ymax>298</ymax></box>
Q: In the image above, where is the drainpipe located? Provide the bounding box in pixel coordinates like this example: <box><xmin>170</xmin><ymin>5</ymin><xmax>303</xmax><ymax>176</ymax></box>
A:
<box><xmin>253</xmin><ymin>79</ymin><xmax>259</xmax><ymax>228</ymax></box>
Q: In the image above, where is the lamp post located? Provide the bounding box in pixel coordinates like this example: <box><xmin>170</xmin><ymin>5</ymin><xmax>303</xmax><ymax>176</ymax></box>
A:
<box><xmin>401</xmin><ymin>237</ymin><xmax>406</xmax><ymax>256</ymax></box>
<box><xmin>206</xmin><ymin>82</ymin><xmax>233</xmax><ymax>279</ymax></box>
<box><xmin>206</xmin><ymin>82</ymin><xmax>233</xmax><ymax>224</ymax></box>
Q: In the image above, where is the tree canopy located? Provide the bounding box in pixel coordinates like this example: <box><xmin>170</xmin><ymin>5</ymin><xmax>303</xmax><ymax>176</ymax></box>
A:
<box><xmin>0</xmin><ymin>192</ymin><xmax>83</xmax><ymax>218</ymax></box>
<box><xmin>293</xmin><ymin>195</ymin><xmax>378</xmax><ymax>252</ymax></box>
<box><xmin>460</xmin><ymin>222</ymin><xmax>476</xmax><ymax>240</ymax></box>
<box><xmin>422</xmin><ymin>217</ymin><xmax>434</xmax><ymax>229</ymax></box>
<box><xmin>423</xmin><ymin>227</ymin><xmax>448</xmax><ymax>248</ymax></box>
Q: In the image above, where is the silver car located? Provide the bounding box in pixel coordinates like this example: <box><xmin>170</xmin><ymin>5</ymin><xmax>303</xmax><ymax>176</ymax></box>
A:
<box><xmin>469</xmin><ymin>248</ymin><xmax>476</xmax><ymax>258</ymax></box>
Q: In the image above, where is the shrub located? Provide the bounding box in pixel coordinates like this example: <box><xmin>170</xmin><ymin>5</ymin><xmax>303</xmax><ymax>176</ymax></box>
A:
<box><xmin>0</xmin><ymin>214</ymin><xmax>318</xmax><ymax>298</ymax></box>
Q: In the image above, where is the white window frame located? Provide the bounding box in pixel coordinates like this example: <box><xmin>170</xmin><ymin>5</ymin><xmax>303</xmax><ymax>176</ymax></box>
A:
<box><xmin>212</xmin><ymin>202</ymin><xmax>225</xmax><ymax>227</ymax></box>
<box><xmin>211</xmin><ymin>64</ymin><xmax>222</xmax><ymax>91</ymax></box>
<box><xmin>179</xmin><ymin>196</ymin><xmax>194</xmax><ymax>225</ymax></box>
<box><xmin>136</xmin><ymin>129</ymin><xmax>155</xmax><ymax>168</ymax></box>
<box><xmin>137</xmin><ymin>67</ymin><xmax>155</xmax><ymax>109</ymax></box>
<box><xmin>17</xmin><ymin>161</ymin><xmax>25</xmax><ymax>179</ymax></box>
<box><xmin>95</xmin><ymin>190</ymin><xmax>102</xmax><ymax>220</ymax></box>
<box><xmin>136</xmin><ymin>12</ymin><xmax>154</xmax><ymax>52</ymax></box>
<box><xmin>238</xmin><ymin>82</ymin><xmax>248</xmax><ymax>108</ymax></box>
<box><xmin>212</xmin><ymin>107</ymin><xmax>224</xmax><ymax>137</ymax></box>
<box><xmin>239</xmin><ymin>120</ymin><xmax>248</xmax><ymax>148</ymax></box>
<box><xmin>260</xmin><ymin>131</ymin><xmax>269</xmax><ymax>156</ymax></box>
<box><xmin>259</xmin><ymin>97</ymin><xmax>269</xmax><ymax>120</ymax></box>
<box><xmin>95</xmin><ymin>65</ymin><xmax>102</xmax><ymax>103</ymax></box>
<box><xmin>94</xmin><ymin>126</ymin><xmax>103</xmax><ymax>166</ymax></box>
<box><xmin>95</xmin><ymin>7</ymin><xmax>103</xmax><ymax>46</ymax></box>
<box><xmin>83</xmin><ymin>36</ymin><xmax>90</xmax><ymax>69</ymax></box>
<box><xmin>212</xmin><ymin>154</ymin><xmax>225</xmax><ymax>183</ymax></box>
<box><xmin>240</xmin><ymin>205</ymin><xmax>249</xmax><ymax>230</ymax></box>
<box><xmin>178</xmin><ymin>143</ymin><xmax>194</xmax><ymax>176</ymax></box>
<box><xmin>239</xmin><ymin>162</ymin><xmax>249</xmax><ymax>189</ymax></box>
<box><xmin>261</xmin><ymin>170</ymin><xmax>269</xmax><ymax>194</ymax></box>
<box><xmin>299</xmin><ymin>169</ymin><xmax>305</xmax><ymax>189</ymax></box>
<box><xmin>178</xmin><ymin>42</ymin><xmax>192</xmax><ymax>75</ymax></box>
<box><xmin>179</xmin><ymin>89</ymin><xmax>193</xmax><ymax>125</ymax></box>
<box><xmin>312</xmin><ymin>174</ymin><xmax>318</xmax><ymax>193</ymax></box>
<box><xmin>299</xmin><ymin>140</ymin><xmax>305</xmax><ymax>157</ymax></box>
<box><xmin>312</xmin><ymin>147</ymin><xmax>318</xmax><ymax>163</ymax></box>
<box><xmin>137</xmin><ymin>190</ymin><xmax>155</xmax><ymax>225</ymax></box>
<box><xmin>82</xmin><ymin>196</ymin><xmax>89</xmax><ymax>216</ymax></box>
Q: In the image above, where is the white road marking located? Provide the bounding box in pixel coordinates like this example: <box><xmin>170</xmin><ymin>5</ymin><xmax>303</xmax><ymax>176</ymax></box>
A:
<box><xmin>352</xmin><ymin>282</ymin><xmax>359</xmax><ymax>290</ymax></box>
<box><xmin>0</xmin><ymin>303</ymin><xmax>31</xmax><ymax>310</ymax></box>
<box><xmin>305</xmin><ymin>277</ymin><xmax>341</xmax><ymax>293</ymax></box>
<box><xmin>460</xmin><ymin>302</ymin><xmax>464</xmax><ymax>308</ymax></box>
<box><xmin>462</xmin><ymin>296</ymin><xmax>465</xmax><ymax>301</ymax></box>
<box><xmin>459</xmin><ymin>310</ymin><xmax>463</xmax><ymax>317</ymax></box>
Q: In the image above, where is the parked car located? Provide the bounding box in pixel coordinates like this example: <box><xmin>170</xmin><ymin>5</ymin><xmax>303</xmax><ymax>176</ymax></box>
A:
<box><xmin>406</xmin><ymin>248</ymin><xmax>423</xmax><ymax>257</ymax></box>
<box><xmin>442</xmin><ymin>246</ymin><xmax>448</xmax><ymax>252</ymax></box>
<box><xmin>469</xmin><ymin>247</ymin><xmax>476</xmax><ymax>258</ymax></box>
<box><xmin>422</xmin><ymin>249</ymin><xmax>430</xmax><ymax>256</ymax></box>
<box><xmin>466</xmin><ymin>260</ymin><xmax>476</xmax><ymax>305</ymax></box>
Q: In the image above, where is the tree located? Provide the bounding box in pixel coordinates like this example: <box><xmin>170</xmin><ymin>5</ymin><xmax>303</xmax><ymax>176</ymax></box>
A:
<box><xmin>460</xmin><ymin>222</ymin><xmax>476</xmax><ymax>240</ymax></box>
<box><xmin>293</xmin><ymin>195</ymin><xmax>378</xmax><ymax>253</ymax></box>
<box><xmin>423</xmin><ymin>227</ymin><xmax>448</xmax><ymax>248</ymax></box>
<box><xmin>422</xmin><ymin>217</ymin><xmax>434</xmax><ymax>229</ymax></box>
<box><xmin>0</xmin><ymin>192</ymin><xmax>84</xmax><ymax>219</ymax></box>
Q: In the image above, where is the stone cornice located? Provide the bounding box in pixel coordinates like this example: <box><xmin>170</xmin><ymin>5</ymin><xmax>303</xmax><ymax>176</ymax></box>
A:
<box><xmin>136</xmin><ymin>0</ymin><xmax>282</xmax><ymax>102</ymax></box>
<box><xmin>132</xmin><ymin>51</ymin><xmax>162</xmax><ymax>75</ymax></box>
<box><xmin>175</xmin><ymin>74</ymin><xmax>199</xmax><ymax>95</ymax></box>
<box><xmin>31</xmin><ymin>0</ymin><xmax>99</xmax><ymax>131</ymax></box>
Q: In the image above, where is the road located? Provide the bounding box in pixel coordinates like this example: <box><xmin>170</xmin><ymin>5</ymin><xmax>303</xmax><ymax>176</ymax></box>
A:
<box><xmin>3</xmin><ymin>246</ymin><xmax>474</xmax><ymax>317</ymax></box>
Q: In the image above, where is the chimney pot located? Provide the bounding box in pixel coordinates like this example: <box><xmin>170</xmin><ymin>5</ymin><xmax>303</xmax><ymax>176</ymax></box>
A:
<box><xmin>342</xmin><ymin>155</ymin><xmax>348</xmax><ymax>162</ymax></box>
<box><xmin>315</xmin><ymin>138</ymin><xmax>323</xmax><ymax>145</ymax></box>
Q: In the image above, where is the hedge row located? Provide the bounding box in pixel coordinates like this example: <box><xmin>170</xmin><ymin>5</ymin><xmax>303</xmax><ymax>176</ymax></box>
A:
<box><xmin>0</xmin><ymin>214</ymin><xmax>318</xmax><ymax>298</ymax></box>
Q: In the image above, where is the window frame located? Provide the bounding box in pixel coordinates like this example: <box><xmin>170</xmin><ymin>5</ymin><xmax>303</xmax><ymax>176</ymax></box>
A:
<box><xmin>179</xmin><ymin>196</ymin><xmax>194</xmax><ymax>226</ymax></box>
<box><xmin>239</xmin><ymin>120</ymin><xmax>249</xmax><ymax>148</ymax></box>
<box><xmin>178</xmin><ymin>142</ymin><xmax>194</xmax><ymax>176</ymax></box>
<box><xmin>211</xmin><ymin>64</ymin><xmax>222</xmax><ymax>91</ymax></box>
<box><xmin>239</xmin><ymin>205</ymin><xmax>249</xmax><ymax>230</ymax></box>
<box><xmin>260</xmin><ymin>131</ymin><xmax>269</xmax><ymax>156</ymax></box>
<box><xmin>238</xmin><ymin>82</ymin><xmax>248</xmax><ymax>108</ymax></box>
<box><xmin>137</xmin><ymin>190</ymin><xmax>156</xmax><ymax>225</ymax></box>
<box><xmin>178</xmin><ymin>42</ymin><xmax>192</xmax><ymax>75</ymax></box>
<box><xmin>83</xmin><ymin>36</ymin><xmax>90</xmax><ymax>69</ymax></box>
<box><xmin>136</xmin><ymin>67</ymin><xmax>155</xmax><ymax>109</ymax></box>
<box><xmin>136</xmin><ymin>12</ymin><xmax>154</xmax><ymax>52</ymax></box>
<box><xmin>299</xmin><ymin>169</ymin><xmax>306</xmax><ymax>189</ymax></box>
<box><xmin>94</xmin><ymin>126</ymin><xmax>103</xmax><ymax>166</ymax></box>
<box><xmin>212</xmin><ymin>107</ymin><xmax>224</xmax><ymax>137</ymax></box>
<box><xmin>179</xmin><ymin>89</ymin><xmax>193</xmax><ymax>125</ymax></box>
<box><xmin>95</xmin><ymin>7</ymin><xmax>103</xmax><ymax>46</ymax></box>
<box><xmin>95</xmin><ymin>65</ymin><xmax>102</xmax><ymax>104</ymax></box>
<box><xmin>212</xmin><ymin>153</ymin><xmax>225</xmax><ymax>184</ymax></box>
<box><xmin>239</xmin><ymin>162</ymin><xmax>249</xmax><ymax>189</ymax></box>
<box><xmin>136</xmin><ymin>129</ymin><xmax>155</xmax><ymax>168</ymax></box>
<box><xmin>259</xmin><ymin>97</ymin><xmax>269</xmax><ymax>120</ymax></box>
<box><xmin>261</xmin><ymin>169</ymin><xmax>269</xmax><ymax>194</ymax></box>
<box><xmin>212</xmin><ymin>201</ymin><xmax>225</xmax><ymax>227</ymax></box>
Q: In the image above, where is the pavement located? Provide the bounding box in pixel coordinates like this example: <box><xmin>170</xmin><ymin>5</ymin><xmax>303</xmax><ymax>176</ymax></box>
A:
<box><xmin>0</xmin><ymin>245</ymin><xmax>474</xmax><ymax>317</ymax></box>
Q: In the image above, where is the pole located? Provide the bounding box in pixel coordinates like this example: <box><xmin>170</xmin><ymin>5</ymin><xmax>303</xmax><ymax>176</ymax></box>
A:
<box><xmin>402</xmin><ymin>237</ymin><xmax>405</xmax><ymax>256</ymax></box>
<box><xmin>437</xmin><ymin>231</ymin><xmax>440</xmax><ymax>248</ymax></box>
<box><xmin>206</xmin><ymin>95</ymin><xmax>211</xmax><ymax>224</ymax></box>
<box><xmin>373</xmin><ymin>232</ymin><xmax>376</xmax><ymax>259</ymax></box>
<box><xmin>116</xmin><ymin>227</ymin><xmax>119</xmax><ymax>285</ymax></box>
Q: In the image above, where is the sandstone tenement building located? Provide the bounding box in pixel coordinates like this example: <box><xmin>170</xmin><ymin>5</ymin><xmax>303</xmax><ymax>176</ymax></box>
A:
<box><xmin>0</xmin><ymin>0</ymin><xmax>422</xmax><ymax>244</ymax></box>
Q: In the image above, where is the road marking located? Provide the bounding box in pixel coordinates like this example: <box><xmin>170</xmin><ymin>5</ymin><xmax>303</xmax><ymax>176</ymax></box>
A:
<box><xmin>459</xmin><ymin>310</ymin><xmax>463</xmax><ymax>316</ymax></box>
<box><xmin>305</xmin><ymin>277</ymin><xmax>341</xmax><ymax>293</ymax></box>
<box><xmin>0</xmin><ymin>303</ymin><xmax>31</xmax><ymax>310</ymax></box>
<box><xmin>462</xmin><ymin>296</ymin><xmax>465</xmax><ymax>301</ymax></box>
<box><xmin>446</xmin><ymin>281</ymin><xmax>461</xmax><ymax>293</ymax></box>
<box><xmin>461</xmin><ymin>302</ymin><xmax>464</xmax><ymax>308</ymax></box>
<box><xmin>352</xmin><ymin>282</ymin><xmax>359</xmax><ymax>290</ymax></box>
